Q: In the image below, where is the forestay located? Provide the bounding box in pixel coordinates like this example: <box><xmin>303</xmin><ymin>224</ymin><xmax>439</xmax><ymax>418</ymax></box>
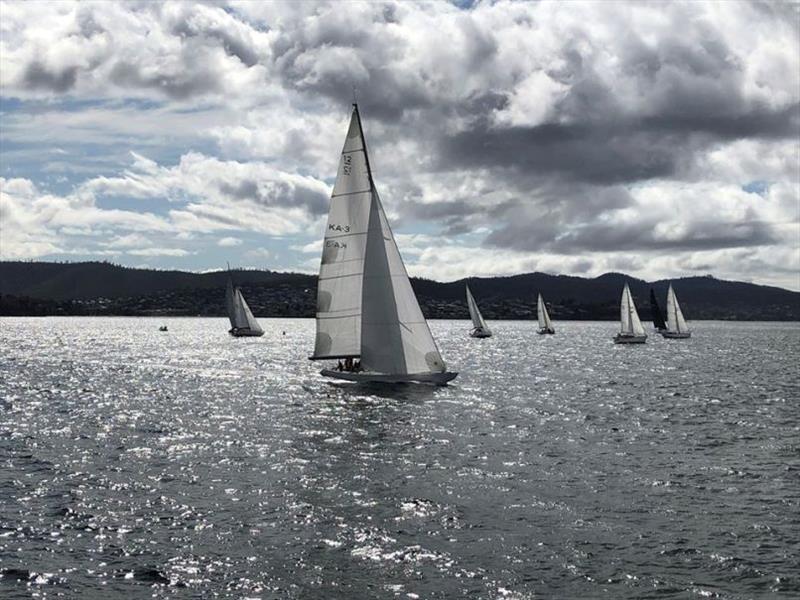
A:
<box><xmin>620</xmin><ymin>283</ymin><xmax>646</xmax><ymax>336</ymax></box>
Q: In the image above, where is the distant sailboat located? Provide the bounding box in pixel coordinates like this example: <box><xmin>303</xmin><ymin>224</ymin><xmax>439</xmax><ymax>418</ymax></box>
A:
<box><xmin>226</xmin><ymin>272</ymin><xmax>264</xmax><ymax>337</ymax></box>
<box><xmin>466</xmin><ymin>284</ymin><xmax>492</xmax><ymax>338</ymax></box>
<box><xmin>650</xmin><ymin>288</ymin><xmax>668</xmax><ymax>332</ymax></box>
<box><xmin>310</xmin><ymin>103</ymin><xmax>457</xmax><ymax>385</ymax></box>
<box><xmin>614</xmin><ymin>283</ymin><xmax>647</xmax><ymax>344</ymax></box>
<box><xmin>661</xmin><ymin>284</ymin><xmax>691</xmax><ymax>339</ymax></box>
<box><xmin>536</xmin><ymin>293</ymin><xmax>555</xmax><ymax>335</ymax></box>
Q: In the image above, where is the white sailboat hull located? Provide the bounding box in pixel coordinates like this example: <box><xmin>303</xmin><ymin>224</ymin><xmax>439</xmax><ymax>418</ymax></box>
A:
<box><xmin>537</xmin><ymin>328</ymin><xmax>555</xmax><ymax>335</ymax></box>
<box><xmin>661</xmin><ymin>331</ymin><xmax>691</xmax><ymax>339</ymax></box>
<box><xmin>229</xmin><ymin>328</ymin><xmax>264</xmax><ymax>337</ymax></box>
<box><xmin>321</xmin><ymin>369</ymin><xmax>458</xmax><ymax>385</ymax></box>
<box><xmin>470</xmin><ymin>327</ymin><xmax>492</xmax><ymax>338</ymax></box>
<box><xmin>614</xmin><ymin>333</ymin><xmax>647</xmax><ymax>344</ymax></box>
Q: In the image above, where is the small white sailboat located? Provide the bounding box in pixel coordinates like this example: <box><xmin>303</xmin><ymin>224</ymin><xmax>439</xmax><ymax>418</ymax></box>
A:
<box><xmin>310</xmin><ymin>103</ymin><xmax>457</xmax><ymax>385</ymax></box>
<box><xmin>226</xmin><ymin>273</ymin><xmax>264</xmax><ymax>337</ymax></box>
<box><xmin>466</xmin><ymin>284</ymin><xmax>492</xmax><ymax>338</ymax></box>
<box><xmin>661</xmin><ymin>284</ymin><xmax>691</xmax><ymax>339</ymax></box>
<box><xmin>536</xmin><ymin>293</ymin><xmax>555</xmax><ymax>335</ymax></box>
<box><xmin>614</xmin><ymin>283</ymin><xmax>647</xmax><ymax>344</ymax></box>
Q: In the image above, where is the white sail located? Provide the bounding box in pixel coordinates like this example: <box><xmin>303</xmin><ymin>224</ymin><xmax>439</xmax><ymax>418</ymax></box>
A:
<box><xmin>226</xmin><ymin>276</ymin><xmax>237</xmax><ymax>329</ymax></box>
<box><xmin>311</xmin><ymin>109</ymin><xmax>373</xmax><ymax>359</ymax></box>
<box><xmin>235</xmin><ymin>289</ymin><xmax>263</xmax><ymax>334</ymax></box>
<box><xmin>620</xmin><ymin>283</ymin><xmax>646</xmax><ymax>336</ymax></box>
<box><xmin>537</xmin><ymin>293</ymin><xmax>553</xmax><ymax>330</ymax></box>
<box><xmin>466</xmin><ymin>285</ymin><xmax>490</xmax><ymax>332</ymax></box>
<box><xmin>666</xmin><ymin>284</ymin><xmax>689</xmax><ymax>334</ymax></box>
<box><xmin>314</xmin><ymin>104</ymin><xmax>447</xmax><ymax>376</ymax></box>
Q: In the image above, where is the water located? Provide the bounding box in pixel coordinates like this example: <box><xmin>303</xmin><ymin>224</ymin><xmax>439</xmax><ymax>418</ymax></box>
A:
<box><xmin>0</xmin><ymin>317</ymin><xmax>798</xmax><ymax>599</ymax></box>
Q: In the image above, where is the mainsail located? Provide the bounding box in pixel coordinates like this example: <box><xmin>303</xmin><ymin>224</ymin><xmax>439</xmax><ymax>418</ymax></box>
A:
<box><xmin>226</xmin><ymin>276</ymin><xmax>238</xmax><ymax>329</ymax></box>
<box><xmin>466</xmin><ymin>285</ymin><xmax>490</xmax><ymax>333</ymax></box>
<box><xmin>650</xmin><ymin>288</ymin><xmax>667</xmax><ymax>331</ymax></box>
<box><xmin>312</xmin><ymin>104</ymin><xmax>447</xmax><ymax>376</ymax></box>
<box><xmin>666</xmin><ymin>284</ymin><xmax>689</xmax><ymax>334</ymax></box>
<box><xmin>226</xmin><ymin>273</ymin><xmax>263</xmax><ymax>334</ymax></box>
<box><xmin>311</xmin><ymin>111</ymin><xmax>372</xmax><ymax>360</ymax></box>
<box><xmin>537</xmin><ymin>293</ymin><xmax>553</xmax><ymax>331</ymax></box>
<box><xmin>235</xmin><ymin>289</ymin><xmax>263</xmax><ymax>334</ymax></box>
<box><xmin>620</xmin><ymin>283</ymin><xmax>646</xmax><ymax>336</ymax></box>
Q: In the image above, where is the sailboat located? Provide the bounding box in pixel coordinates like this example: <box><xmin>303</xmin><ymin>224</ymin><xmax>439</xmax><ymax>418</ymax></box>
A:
<box><xmin>536</xmin><ymin>293</ymin><xmax>555</xmax><ymax>334</ymax></box>
<box><xmin>650</xmin><ymin>288</ymin><xmax>668</xmax><ymax>332</ymax></box>
<box><xmin>466</xmin><ymin>284</ymin><xmax>492</xmax><ymax>338</ymax></box>
<box><xmin>226</xmin><ymin>271</ymin><xmax>264</xmax><ymax>337</ymax></box>
<box><xmin>614</xmin><ymin>283</ymin><xmax>647</xmax><ymax>344</ymax></box>
<box><xmin>310</xmin><ymin>103</ymin><xmax>457</xmax><ymax>385</ymax></box>
<box><xmin>661</xmin><ymin>284</ymin><xmax>691</xmax><ymax>339</ymax></box>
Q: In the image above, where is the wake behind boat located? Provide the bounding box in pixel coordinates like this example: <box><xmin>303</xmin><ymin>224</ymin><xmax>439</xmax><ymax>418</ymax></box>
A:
<box><xmin>309</xmin><ymin>103</ymin><xmax>457</xmax><ymax>385</ymax></box>
<box><xmin>661</xmin><ymin>284</ymin><xmax>691</xmax><ymax>339</ymax></box>
<box><xmin>466</xmin><ymin>284</ymin><xmax>492</xmax><ymax>338</ymax></box>
<box><xmin>226</xmin><ymin>271</ymin><xmax>264</xmax><ymax>337</ymax></box>
<box><xmin>536</xmin><ymin>293</ymin><xmax>555</xmax><ymax>334</ymax></box>
<box><xmin>614</xmin><ymin>283</ymin><xmax>647</xmax><ymax>344</ymax></box>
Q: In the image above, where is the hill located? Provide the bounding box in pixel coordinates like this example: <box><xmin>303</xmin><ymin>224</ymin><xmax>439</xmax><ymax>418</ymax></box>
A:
<box><xmin>1</xmin><ymin>261</ymin><xmax>798</xmax><ymax>320</ymax></box>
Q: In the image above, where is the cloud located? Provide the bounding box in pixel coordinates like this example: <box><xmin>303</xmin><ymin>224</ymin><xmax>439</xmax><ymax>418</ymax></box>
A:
<box><xmin>217</xmin><ymin>236</ymin><xmax>242</xmax><ymax>247</ymax></box>
<box><xmin>127</xmin><ymin>247</ymin><xmax>192</xmax><ymax>257</ymax></box>
<box><xmin>1</xmin><ymin>1</ymin><xmax>798</xmax><ymax>289</ymax></box>
<box><xmin>0</xmin><ymin>150</ymin><xmax>331</xmax><ymax>262</ymax></box>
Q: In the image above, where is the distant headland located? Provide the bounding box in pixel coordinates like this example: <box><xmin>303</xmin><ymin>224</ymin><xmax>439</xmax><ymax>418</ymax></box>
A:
<box><xmin>1</xmin><ymin>261</ymin><xmax>798</xmax><ymax>321</ymax></box>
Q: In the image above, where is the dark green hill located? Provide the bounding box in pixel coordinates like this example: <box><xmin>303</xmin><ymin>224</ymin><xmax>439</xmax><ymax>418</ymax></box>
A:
<box><xmin>0</xmin><ymin>261</ymin><xmax>310</xmax><ymax>301</ymax></box>
<box><xmin>1</xmin><ymin>261</ymin><xmax>798</xmax><ymax>320</ymax></box>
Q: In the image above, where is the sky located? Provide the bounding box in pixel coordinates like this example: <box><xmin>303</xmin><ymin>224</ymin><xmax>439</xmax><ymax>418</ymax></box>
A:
<box><xmin>0</xmin><ymin>0</ymin><xmax>798</xmax><ymax>290</ymax></box>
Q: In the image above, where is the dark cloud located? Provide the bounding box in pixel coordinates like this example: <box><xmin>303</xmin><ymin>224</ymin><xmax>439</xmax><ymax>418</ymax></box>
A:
<box><xmin>219</xmin><ymin>179</ymin><xmax>328</xmax><ymax>215</ymax></box>
<box><xmin>438</xmin><ymin>123</ymin><xmax>678</xmax><ymax>185</ymax></box>
<box><xmin>170</xmin><ymin>20</ymin><xmax>260</xmax><ymax>67</ymax></box>
<box><xmin>21</xmin><ymin>62</ymin><xmax>78</xmax><ymax>93</ymax></box>
<box><xmin>108</xmin><ymin>60</ymin><xmax>219</xmax><ymax>100</ymax></box>
<box><xmin>487</xmin><ymin>213</ymin><xmax>778</xmax><ymax>254</ymax></box>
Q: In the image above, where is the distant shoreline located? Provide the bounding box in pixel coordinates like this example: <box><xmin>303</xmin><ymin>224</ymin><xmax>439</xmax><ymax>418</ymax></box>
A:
<box><xmin>2</xmin><ymin>315</ymin><xmax>798</xmax><ymax>323</ymax></box>
<box><xmin>3</xmin><ymin>261</ymin><xmax>798</xmax><ymax>321</ymax></box>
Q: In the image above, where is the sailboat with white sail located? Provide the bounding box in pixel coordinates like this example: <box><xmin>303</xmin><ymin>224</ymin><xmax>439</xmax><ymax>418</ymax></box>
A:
<box><xmin>226</xmin><ymin>271</ymin><xmax>264</xmax><ymax>337</ymax></box>
<box><xmin>661</xmin><ymin>284</ymin><xmax>691</xmax><ymax>339</ymax></box>
<box><xmin>466</xmin><ymin>284</ymin><xmax>492</xmax><ymax>338</ymax></box>
<box><xmin>309</xmin><ymin>103</ymin><xmax>457</xmax><ymax>385</ymax></box>
<box><xmin>537</xmin><ymin>293</ymin><xmax>555</xmax><ymax>334</ymax></box>
<box><xmin>614</xmin><ymin>283</ymin><xmax>647</xmax><ymax>344</ymax></box>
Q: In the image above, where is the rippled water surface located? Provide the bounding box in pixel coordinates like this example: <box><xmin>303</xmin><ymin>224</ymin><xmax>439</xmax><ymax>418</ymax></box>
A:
<box><xmin>1</xmin><ymin>317</ymin><xmax>798</xmax><ymax>599</ymax></box>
